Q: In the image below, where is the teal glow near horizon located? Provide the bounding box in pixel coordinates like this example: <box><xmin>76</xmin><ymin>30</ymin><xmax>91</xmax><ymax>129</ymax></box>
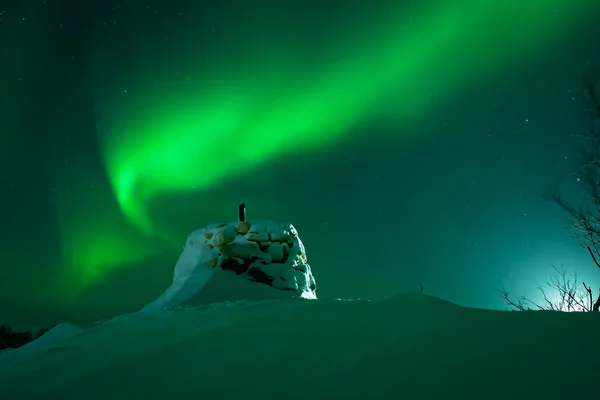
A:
<box><xmin>99</xmin><ymin>1</ymin><xmax>591</xmax><ymax>235</ymax></box>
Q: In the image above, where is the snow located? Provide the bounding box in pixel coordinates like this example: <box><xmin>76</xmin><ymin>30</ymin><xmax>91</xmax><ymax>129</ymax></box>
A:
<box><xmin>0</xmin><ymin>323</ymin><xmax>82</xmax><ymax>363</ymax></box>
<box><xmin>3</xmin><ymin>218</ymin><xmax>598</xmax><ymax>398</ymax></box>
<box><xmin>0</xmin><ymin>293</ymin><xmax>599</xmax><ymax>399</ymax></box>
<box><xmin>143</xmin><ymin>220</ymin><xmax>317</xmax><ymax>312</ymax></box>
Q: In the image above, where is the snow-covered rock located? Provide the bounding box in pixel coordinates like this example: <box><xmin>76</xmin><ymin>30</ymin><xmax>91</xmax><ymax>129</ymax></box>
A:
<box><xmin>142</xmin><ymin>220</ymin><xmax>317</xmax><ymax>311</ymax></box>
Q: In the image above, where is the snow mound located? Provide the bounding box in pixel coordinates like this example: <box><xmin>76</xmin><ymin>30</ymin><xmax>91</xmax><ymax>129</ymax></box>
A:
<box><xmin>0</xmin><ymin>323</ymin><xmax>83</xmax><ymax>366</ymax></box>
<box><xmin>143</xmin><ymin>220</ymin><xmax>316</xmax><ymax>311</ymax></box>
<box><xmin>1</xmin><ymin>293</ymin><xmax>598</xmax><ymax>399</ymax></box>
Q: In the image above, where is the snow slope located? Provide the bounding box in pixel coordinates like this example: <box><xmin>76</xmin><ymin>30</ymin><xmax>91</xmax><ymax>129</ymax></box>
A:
<box><xmin>0</xmin><ymin>323</ymin><xmax>82</xmax><ymax>362</ymax></box>
<box><xmin>0</xmin><ymin>293</ymin><xmax>598</xmax><ymax>399</ymax></box>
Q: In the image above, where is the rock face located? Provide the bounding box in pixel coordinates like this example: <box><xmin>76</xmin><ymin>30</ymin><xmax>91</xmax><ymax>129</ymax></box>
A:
<box><xmin>142</xmin><ymin>220</ymin><xmax>317</xmax><ymax>311</ymax></box>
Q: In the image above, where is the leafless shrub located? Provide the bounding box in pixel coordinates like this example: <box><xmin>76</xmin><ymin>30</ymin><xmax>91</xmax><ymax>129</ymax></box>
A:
<box><xmin>499</xmin><ymin>263</ymin><xmax>600</xmax><ymax>312</ymax></box>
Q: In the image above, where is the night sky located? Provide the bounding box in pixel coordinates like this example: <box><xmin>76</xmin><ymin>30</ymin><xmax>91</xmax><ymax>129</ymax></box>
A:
<box><xmin>2</xmin><ymin>0</ymin><xmax>600</xmax><ymax>327</ymax></box>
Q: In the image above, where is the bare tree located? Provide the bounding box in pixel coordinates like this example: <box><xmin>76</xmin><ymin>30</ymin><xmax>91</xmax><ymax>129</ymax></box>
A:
<box><xmin>501</xmin><ymin>79</ymin><xmax>600</xmax><ymax>312</ymax></box>
<box><xmin>499</xmin><ymin>264</ymin><xmax>599</xmax><ymax>312</ymax></box>
<box><xmin>553</xmin><ymin>77</ymin><xmax>600</xmax><ymax>265</ymax></box>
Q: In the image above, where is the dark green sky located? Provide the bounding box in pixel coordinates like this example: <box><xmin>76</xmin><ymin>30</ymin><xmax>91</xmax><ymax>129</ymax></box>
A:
<box><xmin>1</xmin><ymin>0</ymin><xmax>600</xmax><ymax>326</ymax></box>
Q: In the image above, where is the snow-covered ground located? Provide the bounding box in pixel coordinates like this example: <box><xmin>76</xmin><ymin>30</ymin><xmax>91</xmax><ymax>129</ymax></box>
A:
<box><xmin>0</xmin><ymin>293</ymin><xmax>598</xmax><ymax>399</ymax></box>
<box><xmin>2</xmin><ymin>221</ymin><xmax>597</xmax><ymax>398</ymax></box>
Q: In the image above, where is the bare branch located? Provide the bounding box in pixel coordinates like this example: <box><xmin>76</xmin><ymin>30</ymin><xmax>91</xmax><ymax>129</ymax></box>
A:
<box><xmin>582</xmin><ymin>282</ymin><xmax>593</xmax><ymax>311</ymax></box>
<box><xmin>498</xmin><ymin>289</ymin><xmax>526</xmax><ymax>311</ymax></box>
<box><xmin>588</xmin><ymin>246</ymin><xmax>600</xmax><ymax>269</ymax></box>
<box><xmin>594</xmin><ymin>292</ymin><xmax>600</xmax><ymax>312</ymax></box>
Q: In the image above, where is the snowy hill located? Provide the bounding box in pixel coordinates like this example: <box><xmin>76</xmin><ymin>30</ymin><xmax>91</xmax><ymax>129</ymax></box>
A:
<box><xmin>0</xmin><ymin>293</ymin><xmax>598</xmax><ymax>399</ymax></box>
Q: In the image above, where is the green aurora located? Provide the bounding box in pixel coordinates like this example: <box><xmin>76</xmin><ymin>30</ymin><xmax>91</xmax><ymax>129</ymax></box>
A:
<box><xmin>54</xmin><ymin>1</ymin><xmax>593</xmax><ymax>296</ymax></box>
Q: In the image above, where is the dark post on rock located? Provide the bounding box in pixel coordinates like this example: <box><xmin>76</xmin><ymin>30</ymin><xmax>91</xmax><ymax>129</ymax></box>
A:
<box><xmin>238</xmin><ymin>202</ymin><xmax>246</xmax><ymax>222</ymax></box>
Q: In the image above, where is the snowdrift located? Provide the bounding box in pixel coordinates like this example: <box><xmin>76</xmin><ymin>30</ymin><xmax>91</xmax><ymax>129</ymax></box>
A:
<box><xmin>1</xmin><ymin>293</ymin><xmax>599</xmax><ymax>399</ymax></box>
